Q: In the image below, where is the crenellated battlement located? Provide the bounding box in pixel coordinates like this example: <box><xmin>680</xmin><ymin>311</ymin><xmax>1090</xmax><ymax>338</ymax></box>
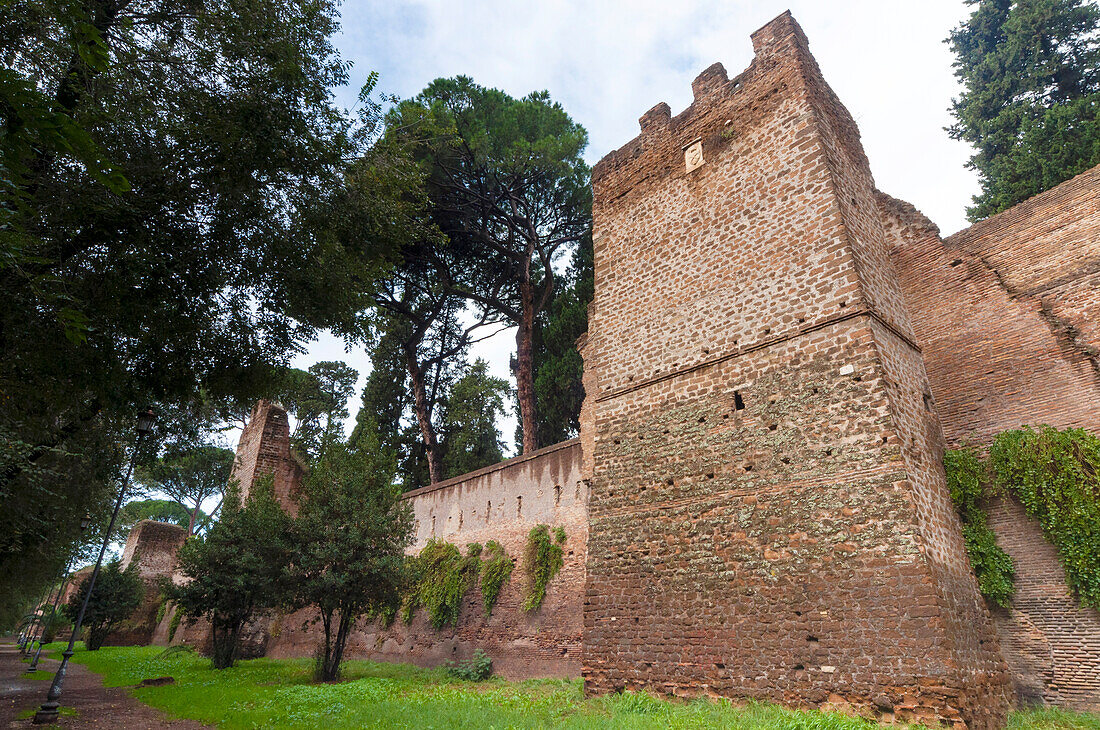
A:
<box><xmin>591</xmin><ymin>12</ymin><xmax>813</xmax><ymax>212</ymax></box>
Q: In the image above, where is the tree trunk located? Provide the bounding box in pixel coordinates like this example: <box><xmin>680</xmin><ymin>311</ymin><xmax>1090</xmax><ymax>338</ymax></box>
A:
<box><xmin>211</xmin><ymin>618</ymin><xmax>240</xmax><ymax>669</ymax></box>
<box><xmin>187</xmin><ymin>503</ymin><xmax>200</xmax><ymax>535</ymax></box>
<box><xmin>516</xmin><ymin>280</ymin><xmax>539</xmax><ymax>454</ymax></box>
<box><xmin>406</xmin><ymin>350</ymin><xmax>443</xmax><ymax>483</ymax></box>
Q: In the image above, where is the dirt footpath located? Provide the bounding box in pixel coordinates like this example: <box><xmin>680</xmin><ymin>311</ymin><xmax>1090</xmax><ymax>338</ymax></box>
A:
<box><xmin>0</xmin><ymin>641</ymin><xmax>210</xmax><ymax>729</ymax></box>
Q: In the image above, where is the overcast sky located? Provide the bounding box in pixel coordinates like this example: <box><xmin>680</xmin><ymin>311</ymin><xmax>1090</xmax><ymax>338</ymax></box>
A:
<box><xmin>291</xmin><ymin>0</ymin><xmax>981</xmax><ymax>455</ymax></box>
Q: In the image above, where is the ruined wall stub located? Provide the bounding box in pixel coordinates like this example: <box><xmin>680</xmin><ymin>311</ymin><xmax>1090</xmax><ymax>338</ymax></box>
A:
<box><xmin>581</xmin><ymin>12</ymin><xmax>1010</xmax><ymax>728</ymax></box>
<box><xmin>231</xmin><ymin>399</ymin><xmax>305</xmax><ymax>513</ymax></box>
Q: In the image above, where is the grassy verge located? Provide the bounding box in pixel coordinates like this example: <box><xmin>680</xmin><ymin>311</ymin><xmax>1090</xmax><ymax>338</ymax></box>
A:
<box><xmin>42</xmin><ymin>643</ymin><xmax>1100</xmax><ymax>730</ymax></box>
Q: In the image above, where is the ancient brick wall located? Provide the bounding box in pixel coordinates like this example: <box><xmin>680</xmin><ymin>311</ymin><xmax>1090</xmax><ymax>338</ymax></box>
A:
<box><xmin>879</xmin><ymin>166</ymin><xmax>1100</xmax><ymax>711</ymax></box>
<box><xmin>109</xmin><ymin>520</ymin><xmax>188</xmax><ymax>646</ymax></box>
<box><xmin>582</xmin><ymin>12</ymin><xmax>1009</xmax><ymax>728</ymax></box>
<box><xmin>986</xmin><ymin>496</ymin><xmax>1100</xmax><ymax>711</ymax></box>
<box><xmin>232</xmin><ymin>399</ymin><xmax>305</xmax><ymax>513</ymax></box>
<box><xmin>878</xmin><ymin>172</ymin><xmax>1100</xmax><ymax>446</ymax></box>
<box><xmin>263</xmin><ymin>439</ymin><xmax>587</xmax><ymax>679</ymax></box>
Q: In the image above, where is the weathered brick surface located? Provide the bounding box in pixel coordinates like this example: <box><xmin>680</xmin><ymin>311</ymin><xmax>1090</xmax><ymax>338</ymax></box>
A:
<box><xmin>986</xmin><ymin>496</ymin><xmax>1100</xmax><ymax>711</ymax></box>
<box><xmin>95</xmin><ymin>520</ymin><xmax>187</xmax><ymax>646</ymax></box>
<box><xmin>878</xmin><ymin>180</ymin><xmax>1100</xmax><ymax>446</ymax></box>
<box><xmin>583</xmin><ymin>12</ymin><xmax>1009</xmax><ymax>728</ymax></box>
<box><xmin>880</xmin><ymin>166</ymin><xmax>1100</xmax><ymax>712</ymax></box>
<box><xmin>233</xmin><ymin>399</ymin><xmax>305</xmax><ymax>513</ymax></box>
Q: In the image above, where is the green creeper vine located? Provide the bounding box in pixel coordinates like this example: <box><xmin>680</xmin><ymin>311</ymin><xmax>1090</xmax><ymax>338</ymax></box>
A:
<box><xmin>944</xmin><ymin>447</ymin><xmax>1016</xmax><ymax>606</ymax></box>
<box><xmin>522</xmin><ymin>524</ymin><xmax>566</xmax><ymax>612</ymax></box>
<box><xmin>990</xmin><ymin>426</ymin><xmax>1100</xmax><ymax>609</ymax></box>
<box><xmin>407</xmin><ymin>539</ymin><xmax>481</xmax><ymax>629</ymax></box>
<box><xmin>945</xmin><ymin>425</ymin><xmax>1100</xmax><ymax>611</ymax></box>
<box><xmin>154</xmin><ymin>598</ymin><xmax>168</xmax><ymax>625</ymax></box>
<box><xmin>167</xmin><ymin>607</ymin><xmax>182</xmax><ymax>642</ymax></box>
<box><xmin>479</xmin><ymin>540</ymin><xmax>513</xmax><ymax>616</ymax></box>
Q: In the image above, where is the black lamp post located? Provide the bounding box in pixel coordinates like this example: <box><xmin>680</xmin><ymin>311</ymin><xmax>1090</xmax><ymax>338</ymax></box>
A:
<box><xmin>33</xmin><ymin>409</ymin><xmax>155</xmax><ymax>725</ymax></box>
<box><xmin>26</xmin><ymin>514</ymin><xmax>93</xmax><ymax>674</ymax></box>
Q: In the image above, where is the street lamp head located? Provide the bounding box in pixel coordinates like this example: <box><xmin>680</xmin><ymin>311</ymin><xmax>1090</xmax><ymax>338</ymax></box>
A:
<box><xmin>136</xmin><ymin>408</ymin><xmax>156</xmax><ymax>435</ymax></box>
<box><xmin>79</xmin><ymin>513</ymin><xmax>92</xmax><ymax>531</ymax></box>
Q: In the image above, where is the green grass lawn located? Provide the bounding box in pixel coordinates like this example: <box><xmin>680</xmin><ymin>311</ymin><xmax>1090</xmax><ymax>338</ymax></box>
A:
<box><xmin>41</xmin><ymin>643</ymin><xmax>1100</xmax><ymax>730</ymax></box>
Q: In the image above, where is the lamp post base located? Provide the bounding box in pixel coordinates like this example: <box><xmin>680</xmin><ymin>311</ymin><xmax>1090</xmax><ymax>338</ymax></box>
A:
<box><xmin>32</xmin><ymin>701</ymin><xmax>60</xmax><ymax>724</ymax></box>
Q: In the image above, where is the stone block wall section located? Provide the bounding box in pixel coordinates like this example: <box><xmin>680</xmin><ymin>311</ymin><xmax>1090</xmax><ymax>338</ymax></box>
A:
<box><xmin>878</xmin><ymin>165</ymin><xmax>1100</xmax><ymax>711</ymax></box>
<box><xmin>232</xmin><ymin>399</ymin><xmax>306</xmax><ymax>513</ymax></box>
<box><xmin>583</xmin><ymin>11</ymin><xmax>1009</xmax><ymax>728</ymax></box>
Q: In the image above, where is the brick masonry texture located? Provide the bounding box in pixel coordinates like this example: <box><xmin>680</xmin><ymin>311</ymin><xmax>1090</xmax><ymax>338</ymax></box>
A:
<box><xmin>131</xmin><ymin>10</ymin><xmax>1100</xmax><ymax>723</ymax></box>
<box><xmin>233</xmin><ymin>400</ymin><xmax>306</xmax><ymax>513</ymax></box>
<box><xmin>880</xmin><ymin>165</ymin><xmax>1100</xmax><ymax>711</ymax></box>
<box><xmin>583</xmin><ymin>11</ymin><xmax>1008</xmax><ymax>728</ymax></box>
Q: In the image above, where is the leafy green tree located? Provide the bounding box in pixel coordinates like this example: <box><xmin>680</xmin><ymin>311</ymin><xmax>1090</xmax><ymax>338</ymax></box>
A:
<box><xmin>277</xmin><ymin>362</ymin><xmax>359</xmax><ymax>462</ymax></box>
<box><xmin>349</xmin><ymin>322</ymin><xmax>431</xmax><ymax>491</ymax></box>
<box><xmin>948</xmin><ymin>0</ymin><xmax>1100</xmax><ymax>219</ymax></box>
<box><xmin>386</xmin><ymin>77</ymin><xmax>591</xmax><ymax>454</ymax></box>
<box><xmin>0</xmin><ymin>0</ymin><xmax>406</xmax><ymax>614</ymax></box>
<box><xmin>532</xmin><ymin>234</ymin><xmax>593</xmax><ymax>445</ymax></box>
<box><xmin>440</xmin><ymin>360</ymin><xmax>510</xmax><ymax>479</ymax></box>
<box><xmin>288</xmin><ymin>428</ymin><xmax>412</xmax><ymax>681</ymax></box>
<box><xmin>135</xmin><ymin>445</ymin><xmax>234</xmax><ymax>534</ymax></box>
<box><xmin>171</xmin><ymin>477</ymin><xmax>293</xmax><ymax>668</ymax></box>
<box><xmin>62</xmin><ymin>559</ymin><xmax>143</xmax><ymax>651</ymax></box>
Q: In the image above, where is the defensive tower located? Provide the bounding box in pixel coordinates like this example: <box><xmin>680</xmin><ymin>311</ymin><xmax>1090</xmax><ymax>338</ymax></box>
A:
<box><xmin>581</xmin><ymin>12</ymin><xmax>1011</xmax><ymax>727</ymax></box>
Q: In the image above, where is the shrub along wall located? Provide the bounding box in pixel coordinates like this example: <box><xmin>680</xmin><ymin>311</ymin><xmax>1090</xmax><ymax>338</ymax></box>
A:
<box><xmin>945</xmin><ymin>426</ymin><xmax>1100</xmax><ymax>710</ymax></box>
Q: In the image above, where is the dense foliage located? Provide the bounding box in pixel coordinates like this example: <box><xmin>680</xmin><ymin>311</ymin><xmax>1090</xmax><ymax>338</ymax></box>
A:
<box><xmin>440</xmin><ymin>361</ymin><xmax>510</xmax><ymax>480</ymax></box>
<box><xmin>406</xmin><ymin>540</ymin><xmax>480</xmax><ymax>629</ymax></box>
<box><xmin>0</xmin><ymin>0</ymin><xmax>409</xmax><ymax>621</ymax></box>
<box><xmin>288</xmin><ymin>431</ymin><xmax>413</xmax><ymax>681</ymax></box>
<box><xmin>991</xmin><ymin>426</ymin><xmax>1100</xmax><ymax>608</ymax></box>
<box><xmin>63</xmin><ymin>559</ymin><xmax>143</xmax><ymax>650</ymax></box>
<box><xmin>479</xmin><ymin>540</ymin><xmax>513</xmax><ymax>616</ymax></box>
<box><xmin>944</xmin><ymin>447</ymin><xmax>1017</xmax><ymax>606</ymax></box>
<box><xmin>948</xmin><ymin>0</ymin><xmax>1100</xmax><ymax>219</ymax></box>
<box><xmin>521</xmin><ymin>525</ymin><xmax>566</xmax><ymax>612</ymax></box>
<box><xmin>171</xmin><ymin>477</ymin><xmax>293</xmax><ymax>668</ymax></box>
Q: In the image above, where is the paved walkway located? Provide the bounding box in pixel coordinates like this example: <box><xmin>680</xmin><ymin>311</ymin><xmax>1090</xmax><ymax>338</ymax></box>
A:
<box><xmin>0</xmin><ymin>641</ymin><xmax>209</xmax><ymax>729</ymax></box>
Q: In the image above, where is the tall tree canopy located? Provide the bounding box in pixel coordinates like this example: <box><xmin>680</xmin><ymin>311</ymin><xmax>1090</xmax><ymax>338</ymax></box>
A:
<box><xmin>135</xmin><ymin>444</ymin><xmax>235</xmax><ymax>534</ymax></box>
<box><xmin>949</xmin><ymin>0</ymin><xmax>1100</xmax><ymax>219</ymax></box>
<box><xmin>0</xmin><ymin>0</ymin><xmax>407</xmax><ymax>619</ymax></box>
<box><xmin>440</xmin><ymin>359</ymin><xmax>510</xmax><ymax>480</ymax></box>
<box><xmin>385</xmin><ymin>77</ymin><xmax>591</xmax><ymax>454</ymax></box>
